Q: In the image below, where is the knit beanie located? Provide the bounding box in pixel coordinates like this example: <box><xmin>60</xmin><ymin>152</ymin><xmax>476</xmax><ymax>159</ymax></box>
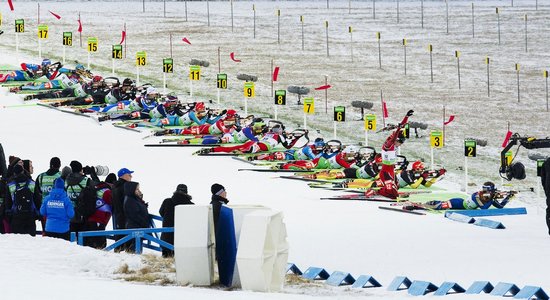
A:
<box><xmin>211</xmin><ymin>183</ymin><xmax>225</xmax><ymax>195</ymax></box>
<box><xmin>50</xmin><ymin>157</ymin><xmax>61</xmax><ymax>169</ymax></box>
<box><xmin>70</xmin><ymin>160</ymin><xmax>83</xmax><ymax>173</ymax></box>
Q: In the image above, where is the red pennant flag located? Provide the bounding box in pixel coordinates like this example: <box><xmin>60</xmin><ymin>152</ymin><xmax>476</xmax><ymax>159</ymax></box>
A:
<box><xmin>77</xmin><ymin>19</ymin><xmax>82</xmax><ymax>33</ymax></box>
<box><xmin>182</xmin><ymin>37</ymin><xmax>191</xmax><ymax>45</ymax></box>
<box><xmin>7</xmin><ymin>0</ymin><xmax>14</xmax><ymax>11</ymax></box>
<box><xmin>382</xmin><ymin>101</ymin><xmax>389</xmax><ymax>118</ymax></box>
<box><xmin>230</xmin><ymin>52</ymin><xmax>241</xmax><ymax>62</ymax></box>
<box><xmin>501</xmin><ymin>130</ymin><xmax>513</xmax><ymax>148</ymax></box>
<box><xmin>273</xmin><ymin>66</ymin><xmax>280</xmax><ymax>82</ymax></box>
<box><xmin>314</xmin><ymin>85</ymin><xmax>332</xmax><ymax>90</ymax></box>
<box><xmin>49</xmin><ymin>10</ymin><xmax>61</xmax><ymax>20</ymax></box>
<box><xmin>444</xmin><ymin>115</ymin><xmax>455</xmax><ymax>125</ymax></box>
<box><xmin>119</xmin><ymin>30</ymin><xmax>126</xmax><ymax>45</ymax></box>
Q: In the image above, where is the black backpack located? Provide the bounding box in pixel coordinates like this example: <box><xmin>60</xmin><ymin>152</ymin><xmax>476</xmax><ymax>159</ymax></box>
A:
<box><xmin>68</xmin><ymin>183</ymin><xmax>97</xmax><ymax>223</ymax></box>
<box><xmin>11</xmin><ymin>181</ymin><xmax>36</xmax><ymax>216</ymax></box>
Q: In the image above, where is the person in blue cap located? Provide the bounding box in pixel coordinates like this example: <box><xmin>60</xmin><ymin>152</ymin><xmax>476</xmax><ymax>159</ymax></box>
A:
<box><xmin>111</xmin><ymin>168</ymin><xmax>133</xmax><ymax>251</ymax></box>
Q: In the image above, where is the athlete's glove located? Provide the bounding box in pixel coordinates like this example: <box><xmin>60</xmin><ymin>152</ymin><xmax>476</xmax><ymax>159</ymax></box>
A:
<box><xmin>406</xmin><ymin>110</ymin><xmax>414</xmax><ymax>117</ymax></box>
<box><xmin>437</xmin><ymin>168</ymin><xmax>446</xmax><ymax>177</ymax></box>
<box><xmin>221</xmin><ymin>109</ymin><xmax>227</xmax><ymax>115</ymax></box>
<box><xmin>421</xmin><ymin>171</ymin><xmax>430</xmax><ymax>179</ymax></box>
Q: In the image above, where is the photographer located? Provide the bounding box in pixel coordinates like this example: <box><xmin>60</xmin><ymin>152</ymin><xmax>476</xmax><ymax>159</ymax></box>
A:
<box><xmin>64</xmin><ymin>161</ymin><xmax>93</xmax><ymax>233</ymax></box>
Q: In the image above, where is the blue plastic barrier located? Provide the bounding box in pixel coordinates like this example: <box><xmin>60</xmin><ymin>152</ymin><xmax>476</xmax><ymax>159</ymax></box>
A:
<box><xmin>408</xmin><ymin>280</ymin><xmax>439</xmax><ymax>296</ymax></box>
<box><xmin>216</xmin><ymin>206</ymin><xmax>237</xmax><ymax>287</ymax></box>
<box><xmin>434</xmin><ymin>281</ymin><xmax>465</xmax><ymax>296</ymax></box>
<box><xmin>286</xmin><ymin>263</ymin><xmax>303</xmax><ymax>275</ymax></box>
<box><xmin>445</xmin><ymin>212</ymin><xmax>475</xmax><ymax>224</ymax></box>
<box><xmin>490</xmin><ymin>282</ymin><xmax>521</xmax><ymax>297</ymax></box>
<box><xmin>302</xmin><ymin>267</ymin><xmax>330</xmax><ymax>280</ymax></box>
<box><xmin>351</xmin><ymin>275</ymin><xmax>382</xmax><ymax>288</ymax></box>
<box><xmin>514</xmin><ymin>286</ymin><xmax>549</xmax><ymax>300</ymax></box>
<box><xmin>387</xmin><ymin>276</ymin><xmax>412</xmax><ymax>291</ymax></box>
<box><xmin>446</xmin><ymin>207</ymin><xmax>527</xmax><ymax>217</ymax></box>
<box><xmin>473</xmin><ymin>218</ymin><xmax>506</xmax><ymax>229</ymax></box>
<box><xmin>326</xmin><ymin>271</ymin><xmax>355</xmax><ymax>286</ymax></box>
<box><xmin>465</xmin><ymin>281</ymin><xmax>494</xmax><ymax>294</ymax></box>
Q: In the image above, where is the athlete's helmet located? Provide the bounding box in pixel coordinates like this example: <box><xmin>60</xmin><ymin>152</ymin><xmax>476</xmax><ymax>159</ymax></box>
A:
<box><xmin>146</xmin><ymin>87</ymin><xmax>159</xmax><ymax>101</ymax></box>
<box><xmin>251</xmin><ymin>118</ymin><xmax>266</xmax><ymax>134</ymax></box>
<box><xmin>481</xmin><ymin>181</ymin><xmax>496</xmax><ymax>193</ymax></box>
<box><xmin>194</xmin><ymin>102</ymin><xmax>206</xmax><ymax>112</ymax></box>
<box><xmin>75</xmin><ymin>64</ymin><xmax>85</xmax><ymax>71</ymax></box>
<box><xmin>41</xmin><ymin>59</ymin><xmax>52</xmax><ymax>68</ymax></box>
<box><xmin>122</xmin><ymin>78</ymin><xmax>135</xmax><ymax>87</ymax></box>
<box><xmin>412</xmin><ymin>161</ymin><xmax>425</xmax><ymax>171</ymax></box>
<box><xmin>313</xmin><ymin>138</ymin><xmax>325</xmax><ymax>150</ymax></box>
<box><xmin>225</xmin><ymin>109</ymin><xmax>237</xmax><ymax>119</ymax></box>
<box><xmin>271</xmin><ymin>124</ymin><xmax>283</xmax><ymax>134</ymax></box>
<box><xmin>92</xmin><ymin>75</ymin><xmax>103</xmax><ymax>83</ymax></box>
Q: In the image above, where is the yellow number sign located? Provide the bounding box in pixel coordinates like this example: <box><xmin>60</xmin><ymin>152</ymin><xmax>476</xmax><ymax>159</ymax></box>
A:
<box><xmin>87</xmin><ymin>37</ymin><xmax>98</xmax><ymax>52</ymax></box>
<box><xmin>189</xmin><ymin>65</ymin><xmax>200</xmax><ymax>81</ymax></box>
<box><xmin>112</xmin><ymin>45</ymin><xmax>123</xmax><ymax>59</ymax></box>
<box><xmin>364</xmin><ymin>114</ymin><xmax>376</xmax><ymax>131</ymax></box>
<box><xmin>136</xmin><ymin>51</ymin><xmax>147</xmax><ymax>66</ymax></box>
<box><xmin>430</xmin><ymin>130</ymin><xmax>443</xmax><ymax>148</ymax></box>
<box><xmin>15</xmin><ymin>19</ymin><xmax>24</xmax><ymax>33</ymax></box>
<box><xmin>63</xmin><ymin>32</ymin><xmax>73</xmax><ymax>46</ymax></box>
<box><xmin>38</xmin><ymin>24</ymin><xmax>48</xmax><ymax>39</ymax></box>
<box><xmin>244</xmin><ymin>82</ymin><xmax>255</xmax><ymax>98</ymax></box>
<box><xmin>303</xmin><ymin>97</ymin><xmax>315</xmax><ymax>114</ymax></box>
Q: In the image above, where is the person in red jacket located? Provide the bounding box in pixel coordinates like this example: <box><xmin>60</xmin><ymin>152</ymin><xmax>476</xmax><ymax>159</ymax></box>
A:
<box><xmin>83</xmin><ymin>181</ymin><xmax>113</xmax><ymax>249</ymax></box>
<box><xmin>367</xmin><ymin>110</ymin><xmax>414</xmax><ymax>199</ymax></box>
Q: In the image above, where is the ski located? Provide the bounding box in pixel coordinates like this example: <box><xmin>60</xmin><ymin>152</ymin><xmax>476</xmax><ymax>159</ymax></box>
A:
<box><xmin>378</xmin><ymin>206</ymin><xmax>426</xmax><ymax>215</ymax></box>
<box><xmin>231</xmin><ymin>156</ymin><xmax>259</xmax><ymax>166</ymax></box>
<box><xmin>278</xmin><ymin>175</ymin><xmax>335</xmax><ymax>184</ymax></box>
<box><xmin>144</xmin><ymin>143</ymin><xmax>221</xmax><ymax>147</ymax></box>
<box><xmin>113</xmin><ymin>124</ymin><xmax>142</xmax><ymax>132</ymax></box>
<box><xmin>238</xmin><ymin>168</ymin><xmax>313</xmax><ymax>173</ymax></box>
<box><xmin>320</xmin><ymin>197</ymin><xmax>396</xmax><ymax>202</ymax></box>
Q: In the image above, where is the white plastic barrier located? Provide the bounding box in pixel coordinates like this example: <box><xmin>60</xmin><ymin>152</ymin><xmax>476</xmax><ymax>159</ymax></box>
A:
<box><xmin>236</xmin><ymin>210</ymin><xmax>289</xmax><ymax>292</ymax></box>
<box><xmin>229</xmin><ymin>205</ymin><xmax>270</xmax><ymax>288</ymax></box>
<box><xmin>174</xmin><ymin>205</ymin><xmax>215</xmax><ymax>286</ymax></box>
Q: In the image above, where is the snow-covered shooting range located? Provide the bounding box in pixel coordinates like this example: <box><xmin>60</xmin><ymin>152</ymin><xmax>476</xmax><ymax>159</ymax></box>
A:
<box><xmin>1</xmin><ymin>0</ymin><xmax>550</xmax><ymax>299</ymax></box>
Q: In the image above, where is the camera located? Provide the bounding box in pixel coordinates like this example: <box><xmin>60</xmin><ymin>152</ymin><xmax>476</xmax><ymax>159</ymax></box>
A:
<box><xmin>83</xmin><ymin>165</ymin><xmax>109</xmax><ymax>176</ymax></box>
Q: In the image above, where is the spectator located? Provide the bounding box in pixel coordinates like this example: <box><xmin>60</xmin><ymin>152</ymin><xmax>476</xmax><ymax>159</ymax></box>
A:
<box><xmin>35</xmin><ymin>157</ymin><xmax>62</xmax><ymax>234</ymax></box>
<box><xmin>83</xmin><ymin>180</ymin><xmax>112</xmax><ymax>248</ymax></box>
<box><xmin>5</xmin><ymin>164</ymin><xmax>40</xmax><ymax>236</ymax></box>
<box><xmin>40</xmin><ymin>178</ymin><xmax>74</xmax><ymax>240</ymax></box>
<box><xmin>23</xmin><ymin>159</ymin><xmax>34</xmax><ymax>177</ymax></box>
<box><xmin>159</xmin><ymin>184</ymin><xmax>194</xmax><ymax>257</ymax></box>
<box><xmin>123</xmin><ymin>181</ymin><xmax>150</xmax><ymax>252</ymax></box>
<box><xmin>210</xmin><ymin>183</ymin><xmax>228</xmax><ymax>233</ymax></box>
<box><xmin>5</xmin><ymin>156</ymin><xmax>23</xmax><ymax>179</ymax></box>
<box><xmin>65</xmin><ymin>160</ymin><xmax>92</xmax><ymax>233</ymax></box>
<box><xmin>60</xmin><ymin>166</ymin><xmax>71</xmax><ymax>180</ymax></box>
<box><xmin>105</xmin><ymin>173</ymin><xmax>117</xmax><ymax>185</ymax></box>
<box><xmin>112</xmin><ymin>168</ymin><xmax>133</xmax><ymax>252</ymax></box>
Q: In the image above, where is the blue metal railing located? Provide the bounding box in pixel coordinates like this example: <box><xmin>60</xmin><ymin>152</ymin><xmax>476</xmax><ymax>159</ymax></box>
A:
<box><xmin>70</xmin><ymin>214</ymin><xmax>174</xmax><ymax>254</ymax></box>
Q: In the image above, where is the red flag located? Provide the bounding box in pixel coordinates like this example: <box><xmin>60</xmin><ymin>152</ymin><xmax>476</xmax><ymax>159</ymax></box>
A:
<box><xmin>7</xmin><ymin>0</ymin><xmax>14</xmax><ymax>11</ymax></box>
<box><xmin>49</xmin><ymin>10</ymin><xmax>61</xmax><ymax>20</ymax></box>
<box><xmin>273</xmin><ymin>66</ymin><xmax>280</xmax><ymax>82</ymax></box>
<box><xmin>444</xmin><ymin>115</ymin><xmax>455</xmax><ymax>125</ymax></box>
<box><xmin>77</xmin><ymin>19</ymin><xmax>82</xmax><ymax>33</ymax></box>
<box><xmin>230</xmin><ymin>52</ymin><xmax>241</xmax><ymax>62</ymax></box>
<box><xmin>382</xmin><ymin>101</ymin><xmax>389</xmax><ymax>118</ymax></box>
<box><xmin>182</xmin><ymin>37</ymin><xmax>191</xmax><ymax>45</ymax></box>
<box><xmin>501</xmin><ymin>130</ymin><xmax>513</xmax><ymax>148</ymax></box>
<box><xmin>314</xmin><ymin>85</ymin><xmax>332</xmax><ymax>90</ymax></box>
<box><xmin>119</xmin><ymin>30</ymin><xmax>126</xmax><ymax>45</ymax></box>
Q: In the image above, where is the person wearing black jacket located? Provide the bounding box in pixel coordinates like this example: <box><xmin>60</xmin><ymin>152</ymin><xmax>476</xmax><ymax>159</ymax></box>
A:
<box><xmin>210</xmin><ymin>183</ymin><xmax>229</xmax><ymax>233</ymax></box>
<box><xmin>65</xmin><ymin>161</ymin><xmax>92</xmax><ymax>233</ymax></box>
<box><xmin>5</xmin><ymin>165</ymin><xmax>41</xmax><ymax>236</ymax></box>
<box><xmin>159</xmin><ymin>184</ymin><xmax>194</xmax><ymax>257</ymax></box>
<box><xmin>123</xmin><ymin>181</ymin><xmax>149</xmax><ymax>253</ymax></box>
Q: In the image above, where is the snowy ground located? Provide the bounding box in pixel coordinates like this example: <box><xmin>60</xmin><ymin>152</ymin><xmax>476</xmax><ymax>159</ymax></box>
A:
<box><xmin>1</xmin><ymin>1</ymin><xmax>550</xmax><ymax>299</ymax></box>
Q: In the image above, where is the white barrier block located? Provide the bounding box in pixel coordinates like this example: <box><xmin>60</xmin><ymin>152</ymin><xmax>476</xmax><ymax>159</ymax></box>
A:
<box><xmin>236</xmin><ymin>210</ymin><xmax>289</xmax><ymax>292</ymax></box>
<box><xmin>174</xmin><ymin>205</ymin><xmax>215</xmax><ymax>286</ymax></box>
<box><xmin>229</xmin><ymin>205</ymin><xmax>270</xmax><ymax>288</ymax></box>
